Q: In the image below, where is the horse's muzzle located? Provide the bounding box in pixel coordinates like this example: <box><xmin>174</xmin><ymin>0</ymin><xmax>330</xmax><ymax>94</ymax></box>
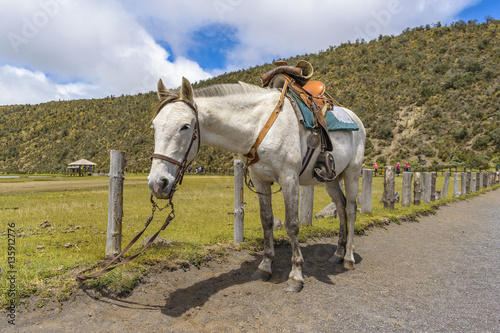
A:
<box><xmin>148</xmin><ymin>176</ymin><xmax>172</xmax><ymax>199</ymax></box>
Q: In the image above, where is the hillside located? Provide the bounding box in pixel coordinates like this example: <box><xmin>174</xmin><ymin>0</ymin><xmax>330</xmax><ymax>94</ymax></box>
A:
<box><xmin>1</xmin><ymin>20</ymin><xmax>499</xmax><ymax>174</ymax></box>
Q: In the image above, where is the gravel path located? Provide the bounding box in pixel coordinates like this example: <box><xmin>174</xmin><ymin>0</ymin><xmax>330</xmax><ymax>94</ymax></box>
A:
<box><xmin>6</xmin><ymin>189</ymin><xmax>500</xmax><ymax>333</ymax></box>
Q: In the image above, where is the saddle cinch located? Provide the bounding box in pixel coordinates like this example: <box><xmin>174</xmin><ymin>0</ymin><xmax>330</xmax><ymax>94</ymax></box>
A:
<box><xmin>260</xmin><ymin>60</ymin><xmax>341</xmax><ymax>182</ymax></box>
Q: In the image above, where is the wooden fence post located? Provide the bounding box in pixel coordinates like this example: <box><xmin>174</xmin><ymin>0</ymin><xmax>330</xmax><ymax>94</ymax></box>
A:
<box><xmin>483</xmin><ymin>172</ymin><xmax>488</xmax><ymax>189</ymax></box>
<box><xmin>422</xmin><ymin>173</ymin><xmax>431</xmax><ymax>203</ymax></box>
<box><xmin>401</xmin><ymin>172</ymin><xmax>412</xmax><ymax>207</ymax></box>
<box><xmin>442</xmin><ymin>171</ymin><xmax>450</xmax><ymax>199</ymax></box>
<box><xmin>486</xmin><ymin>172</ymin><xmax>492</xmax><ymax>188</ymax></box>
<box><xmin>233</xmin><ymin>160</ymin><xmax>244</xmax><ymax>244</ymax></box>
<box><xmin>414</xmin><ymin>172</ymin><xmax>421</xmax><ymax>205</ymax></box>
<box><xmin>430</xmin><ymin>172</ymin><xmax>437</xmax><ymax>201</ymax></box>
<box><xmin>361</xmin><ymin>168</ymin><xmax>373</xmax><ymax>214</ymax></box>
<box><xmin>466</xmin><ymin>171</ymin><xmax>471</xmax><ymax>194</ymax></box>
<box><xmin>383</xmin><ymin>166</ymin><xmax>395</xmax><ymax>210</ymax></box>
<box><xmin>471</xmin><ymin>173</ymin><xmax>476</xmax><ymax>193</ymax></box>
<box><xmin>106</xmin><ymin>150</ymin><xmax>125</xmax><ymax>258</ymax></box>
<box><xmin>461</xmin><ymin>172</ymin><xmax>466</xmax><ymax>196</ymax></box>
<box><xmin>299</xmin><ymin>186</ymin><xmax>314</xmax><ymax>226</ymax></box>
<box><xmin>453</xmin><ymin>173</ymin><xmax>459</xmax><ymax>198</ymax></box>
<box><xmin>476</xmin><ymin>172</ymin><xmax>481</xmax><ymax>191</ymax></box>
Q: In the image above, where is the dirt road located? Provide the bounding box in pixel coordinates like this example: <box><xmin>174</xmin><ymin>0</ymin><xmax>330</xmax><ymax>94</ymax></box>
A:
<box><xmin>5</xmin><ymin>189</ymin><xmax>500</xmax><ymax>332</ymax></box>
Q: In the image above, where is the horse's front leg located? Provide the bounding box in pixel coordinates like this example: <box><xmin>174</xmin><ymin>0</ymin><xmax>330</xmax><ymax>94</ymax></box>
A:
<box><xmin>281</xmin><ymin>176</ymin><xmax>304</xmax><ymax>292</ymax></box>
<box><xmin>252</xmin><ymin>179</ymin><xmax>275</xmax><ymax>281</ymax></box>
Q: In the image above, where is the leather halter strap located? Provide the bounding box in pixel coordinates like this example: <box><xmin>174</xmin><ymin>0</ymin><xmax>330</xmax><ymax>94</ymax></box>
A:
<box><xmin>150</xmin><ymin>99</ymin><xmax>200</xmax><ymax>186</ymax></box>
<box><xmin>150</xmin><ymin>153</ymin><xmax>182</xmax><ymax>166</ymax></box>
<box><xmin>244</xmin><ymin>79</ymin><xmax>289</xmax><ymax>168</ymax></box>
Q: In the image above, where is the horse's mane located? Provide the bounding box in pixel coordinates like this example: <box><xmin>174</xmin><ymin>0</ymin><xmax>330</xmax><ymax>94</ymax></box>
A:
<box><xmin>194</xmin><ymin>82</ymin><xmax>267</xmax><ymax>98</ymax></box>
<box><xmin>153</xmin><ymin>82</ymin><xmax>268</xmax><ymax>118</ymax></box>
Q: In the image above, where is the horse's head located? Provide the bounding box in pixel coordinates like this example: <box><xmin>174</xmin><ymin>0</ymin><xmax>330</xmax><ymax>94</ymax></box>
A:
<box><xmin>148</xmin><ymin>77</ymin><xmax>200</xmax><ymax>199</ymax></box>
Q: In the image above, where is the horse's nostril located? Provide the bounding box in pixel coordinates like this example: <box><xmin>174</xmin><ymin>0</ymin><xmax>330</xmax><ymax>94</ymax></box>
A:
<box><xmin>160</xmin><ymin>178</ymin><xmax>169</xmax><ymax>191</ymax></box>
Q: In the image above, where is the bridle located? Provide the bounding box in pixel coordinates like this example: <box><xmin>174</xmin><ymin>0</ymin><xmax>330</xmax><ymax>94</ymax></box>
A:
<box><xmin>150</xmin><ymin>99</ymin><xmax>201</xmax><ymax>192</ymax></box>
<box><xmin>75</xmin><ymin>98</ymin><xmax>201</xmax><ymax>282</ymax></box>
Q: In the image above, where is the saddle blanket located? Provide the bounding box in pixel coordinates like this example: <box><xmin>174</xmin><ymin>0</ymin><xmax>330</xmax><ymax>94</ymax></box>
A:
<box><xmin>289</xmin><ymin>93</ymin><xmax>359</xmax><ymax>132</ymax></box>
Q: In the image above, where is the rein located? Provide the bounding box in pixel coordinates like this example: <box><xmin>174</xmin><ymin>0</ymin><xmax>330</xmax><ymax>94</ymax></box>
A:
<box><xmin>76</xmin><ymin>98</ymin><xmax>200</xmax><ymax>282</ymax></box>
<box><xmin>76</xmin><ymin>195</ymin><xmax>174</xmax><ymax>281</ymax></box>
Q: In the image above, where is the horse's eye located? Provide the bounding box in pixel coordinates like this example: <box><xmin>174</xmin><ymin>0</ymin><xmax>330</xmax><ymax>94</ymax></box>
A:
<box><xmin>180</xmin><ymin>124</ymin><xmax>190</xmax><ymax>131</ymax></box>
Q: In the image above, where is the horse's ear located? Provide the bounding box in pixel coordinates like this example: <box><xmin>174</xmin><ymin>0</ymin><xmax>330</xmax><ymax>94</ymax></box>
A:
<box><xmin>157</xmin><ymin>79</ymin><xmax>169</xmax><ymax>101</ymax></box>
<box><xmin>180</xmin><ymin>77</ymin><xmax>194</xmax><ymax>105</ymax></box>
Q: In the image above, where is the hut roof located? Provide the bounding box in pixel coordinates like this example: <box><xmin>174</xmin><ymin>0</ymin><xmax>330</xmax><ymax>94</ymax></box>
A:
<box><xmin>68</xmin><ymin>159</ymin><xmax>97</xmax><ymax>167</ymax></box>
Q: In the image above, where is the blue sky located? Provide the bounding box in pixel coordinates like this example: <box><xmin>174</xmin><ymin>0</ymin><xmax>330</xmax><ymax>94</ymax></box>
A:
<box><xmin>457</xmin><ymin>0</ymin><xmax>500</xmax><ymax>22</ymax></box>
<box><xmin>180</xmin><ymin>0</ymin><xmax>500</xmax><ymax>72</ymax></box>
<box><xmin>0</xmin><ymin>0</ymin><xmax>498</xmax><ymax>105</ymax></box>
<box><xmin>186</xmin><ymin>24</ymin><xmax>240</xmax><ymax>70</ymax></box>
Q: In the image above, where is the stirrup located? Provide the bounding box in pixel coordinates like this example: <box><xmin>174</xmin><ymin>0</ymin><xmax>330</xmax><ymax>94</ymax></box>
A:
<box><xmin>313</xmin><ymin>152</ymin><xmax>336</xmax><ymax>182</ymax></box>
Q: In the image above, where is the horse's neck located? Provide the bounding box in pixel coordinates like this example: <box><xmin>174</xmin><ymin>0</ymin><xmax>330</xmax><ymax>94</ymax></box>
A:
<box><xmin>197</xmin><ymin>93</ymin><xmax>277</xmax><ymax>154</ymax></box>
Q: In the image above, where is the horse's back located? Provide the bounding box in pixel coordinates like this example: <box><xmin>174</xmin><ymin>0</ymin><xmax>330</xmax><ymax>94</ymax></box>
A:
<box><xmin>328</xmin><ymin>106</ymin><xmax>365</xmax><ymax>167</ymax></box>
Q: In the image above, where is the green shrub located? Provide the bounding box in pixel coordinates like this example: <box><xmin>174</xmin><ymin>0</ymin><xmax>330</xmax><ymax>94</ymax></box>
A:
<box><xmin>472</xmin><ymin>135</ymin><xmax>490</xmax><ymax>150</ymax></box>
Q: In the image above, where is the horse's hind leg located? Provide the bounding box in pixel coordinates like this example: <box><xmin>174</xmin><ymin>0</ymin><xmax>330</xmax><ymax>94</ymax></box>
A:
<box><xmin>342</xmin><ymin>169</ymin><xmax>360</xmax><ymax>269</ymax></box>
<box><xmin>325</xmin><ymin>180</ymin><xmax>348</xmax><ymax>266</ymax></box>
<box><xmin>325</xmin><ymin>170</ymin><xmax>360</xmax><ymax>269</ymax></box>
<box><xmin>252</xmin><ymin>179</ymin><xmax>275</xmax><ymax>281</ymax></box>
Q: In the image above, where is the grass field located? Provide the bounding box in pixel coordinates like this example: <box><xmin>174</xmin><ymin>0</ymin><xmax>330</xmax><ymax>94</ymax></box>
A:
<box><xmin>1</xmin><ymin>173</ymin><xmax>497</xmax><ymax>308</ymax></box>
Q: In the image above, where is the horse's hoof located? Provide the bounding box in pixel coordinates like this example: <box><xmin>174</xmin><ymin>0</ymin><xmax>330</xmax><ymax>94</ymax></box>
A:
<box><xmin>252</xmin><ymin>269</ymin><xmax>272</xmax><ymax>281</ymax></box>
<box><xmin>328</xmin><ymin>255</ymin><xmax>343</xmax><ymax>266</ymax></box>
<box><xmin>285</xmin><ymin>280</ymin><xmax>304</xmax><ymax>293</ymax></box>
<box><xmin>343</xmin><ymin>260</ymin><xmax>355</xmax><ymax>270</ymax></box>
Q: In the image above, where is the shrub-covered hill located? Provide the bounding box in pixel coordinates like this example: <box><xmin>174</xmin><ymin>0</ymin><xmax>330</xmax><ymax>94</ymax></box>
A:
<box><xmin>0</xmin><ymin>20</ymin><xmax>499</xmax><ymax>174</ymax></box>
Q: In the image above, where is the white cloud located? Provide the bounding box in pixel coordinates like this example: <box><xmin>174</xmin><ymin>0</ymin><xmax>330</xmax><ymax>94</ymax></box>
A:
<box><xmin>0</xmin><ymin>0</ymin><xmax>211</xmax><ymax>105</ymax></box>
<box><xmin>0</xmin><ymin>64</ymin><xmax>99</xmax><ymax>105</ymax></box>
<box><xmin>0</xmin><ymin>0</ymin><xmax>481</xmax><ymax>105</ymax></box>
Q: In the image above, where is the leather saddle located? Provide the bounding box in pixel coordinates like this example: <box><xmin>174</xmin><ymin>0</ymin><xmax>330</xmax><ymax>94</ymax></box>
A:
<box><xmin>260</xmin><ymin>60</ymin><xmax>337</xmax><ymax>182</ymax></box>
<box><xmin>303</xmin><ymin>81</ymin><xmax>326</xmax><ymax>108</ymax></box>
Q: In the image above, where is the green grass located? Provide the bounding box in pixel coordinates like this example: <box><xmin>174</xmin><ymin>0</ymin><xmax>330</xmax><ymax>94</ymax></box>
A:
<box><xmin>1</xmin><ymin>173</ymin><xmax>498</xmax><ymax>308</ymax></box>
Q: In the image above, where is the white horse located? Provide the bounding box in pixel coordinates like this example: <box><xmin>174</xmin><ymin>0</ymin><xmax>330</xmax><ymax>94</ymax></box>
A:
<box><xmin>148</xmin><ymin>77</ymin><xmax>365</xmax><ymax>292</ymax></box>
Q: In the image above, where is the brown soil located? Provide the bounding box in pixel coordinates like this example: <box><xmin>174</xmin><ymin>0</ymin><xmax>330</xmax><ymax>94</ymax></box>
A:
<box><xmin>5</xmin><ymin>189</ymin><xmax>500</xmax><ymax>333</ymax></box>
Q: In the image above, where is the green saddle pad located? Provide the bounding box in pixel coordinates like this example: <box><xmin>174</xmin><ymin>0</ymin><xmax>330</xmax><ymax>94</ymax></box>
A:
<box><xmin>289</xmin><ymin>93</ymin><xmax>359</xmax><ymax>131</ymax></box>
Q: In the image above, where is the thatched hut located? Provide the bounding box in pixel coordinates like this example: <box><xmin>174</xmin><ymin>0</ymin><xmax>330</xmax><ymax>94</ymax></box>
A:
<box><xmin>67</xmin><ymin>159</ymin><xmax>97</xmax><ymax>176</ymax></box>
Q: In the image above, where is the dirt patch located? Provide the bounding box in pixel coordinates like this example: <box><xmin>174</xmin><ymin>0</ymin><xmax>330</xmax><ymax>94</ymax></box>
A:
<box><xmin>5</xmin><ymin>189</ymin><xmax>500</xmax><ymax>332</ymax></box>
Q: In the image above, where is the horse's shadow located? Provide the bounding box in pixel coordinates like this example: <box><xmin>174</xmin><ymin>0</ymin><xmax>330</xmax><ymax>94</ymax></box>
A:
<box><xmin>161</xmin><ymin>242</ymin><xmax>362</xmax><ymax>317</ymax></box>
